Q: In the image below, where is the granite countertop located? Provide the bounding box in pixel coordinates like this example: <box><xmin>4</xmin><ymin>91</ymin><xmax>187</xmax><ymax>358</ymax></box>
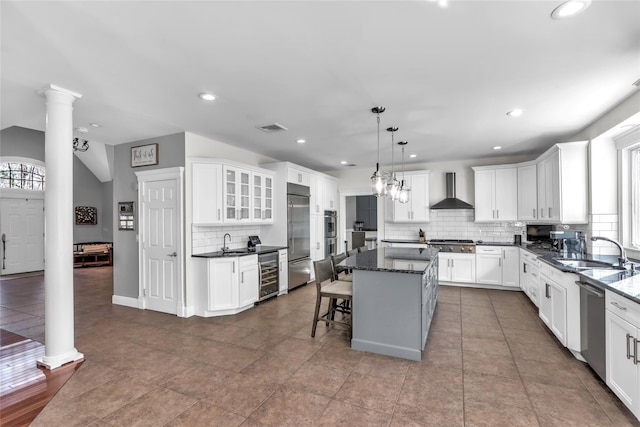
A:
<box><xmin>192</xmin><ymin>245</ymin><xmax>287</xmax><ymax>258</ymax></box>
<box><xmin>519</xmin><ymin>244</ymin><xmax>640</xmax><ymax>303</ymax></box>
<box><xmin>380</xmin><ymin>239</ymin><xmax>429</xmax><ymax>245</ymax></box>
<box><xmin>341</xmin><ymin>247</ymin><xmax>439</xmax><ymax>274</ymax></box>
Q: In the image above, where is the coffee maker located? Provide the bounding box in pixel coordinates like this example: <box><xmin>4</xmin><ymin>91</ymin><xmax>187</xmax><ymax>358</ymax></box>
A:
<box><xmin>550</xmin><ymin>230</ymin><xmax>585</xmax><ymax>258</ymax></box>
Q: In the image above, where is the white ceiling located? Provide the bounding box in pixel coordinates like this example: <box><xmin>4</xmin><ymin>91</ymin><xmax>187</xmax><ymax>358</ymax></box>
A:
<box><xmin>1</xmin><ymin>1</ymin><xmax>639</xmax><ymax>172</ymax></box>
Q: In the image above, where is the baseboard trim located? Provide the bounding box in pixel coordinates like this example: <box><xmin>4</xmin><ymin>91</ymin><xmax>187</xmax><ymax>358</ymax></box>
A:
<box><xmin>111</xmin><ymin>295</ymin><xmax>139</xmax><ymax>308</ymax></box>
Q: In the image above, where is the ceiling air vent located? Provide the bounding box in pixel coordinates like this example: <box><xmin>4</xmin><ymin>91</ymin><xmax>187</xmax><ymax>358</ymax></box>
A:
<box><xmin>257</xmin><ymin>123</ymin><xmax>288</xmax><ymax>133</ymax></box>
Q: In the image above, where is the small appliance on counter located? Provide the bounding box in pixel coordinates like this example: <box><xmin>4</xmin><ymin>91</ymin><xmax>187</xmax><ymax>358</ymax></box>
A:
<box><xmin>419</xmin><ymin>229</ymin><xmax>425</xmax><ymax>243</ymax></box>
<box><xmin>550</xmin><ymin>230</ymin><xmax>586</xmax><ymax>258</ymax></box>
<box><xmin>247</xmin><ymin>235</ymin><xmax>261</xmax><ymax>251</ymax></box>
<box><xmin>354</xmin><ymin>221</ymin><xmax>364</xmax><ymax>231</ymax></box>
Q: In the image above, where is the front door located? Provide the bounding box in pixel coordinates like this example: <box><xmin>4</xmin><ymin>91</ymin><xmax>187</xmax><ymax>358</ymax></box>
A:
<box><xmin>138</xmin><ymin>169</ymin><xmax>183</xmax><ymax>315</ymax></box>
<box><xmin>0</xmin><ymin>198</ymin><xmax>44</xmax><ymax>275</ymax></box>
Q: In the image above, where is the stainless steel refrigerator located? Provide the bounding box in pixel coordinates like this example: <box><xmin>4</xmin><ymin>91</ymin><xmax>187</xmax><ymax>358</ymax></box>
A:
<box><xmin>287</xmin><ymin>183</ymin><xmax>312</xmax><ymax>290</ymax></box>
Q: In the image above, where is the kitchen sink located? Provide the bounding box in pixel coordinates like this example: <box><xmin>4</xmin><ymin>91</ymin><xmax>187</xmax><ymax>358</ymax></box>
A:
<box><xmin>555</xmin><ymin>259</ymin><xmax>618</xmax><ymax>269</ymax></box>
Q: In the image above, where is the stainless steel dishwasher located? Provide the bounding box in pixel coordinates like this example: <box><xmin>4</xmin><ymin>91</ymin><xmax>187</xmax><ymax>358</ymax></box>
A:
<box><xmin>576</xmin><ymin>278</ymin><xmax>606</xmax><ymax>381</ymax></box>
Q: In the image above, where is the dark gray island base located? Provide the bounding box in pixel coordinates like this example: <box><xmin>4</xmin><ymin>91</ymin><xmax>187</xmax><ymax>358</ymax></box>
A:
<box><xmin>341</xmin><ymin>248</ymin><xmax>439</xmax><ymax>361</ymax></box>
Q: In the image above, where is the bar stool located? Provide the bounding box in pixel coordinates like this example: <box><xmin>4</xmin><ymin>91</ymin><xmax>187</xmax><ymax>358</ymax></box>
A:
<box><xmin>347</xmin><ymin>248</ymin><xmax>359</xmax><ymax>257</ymax></box>
<box><xmin>331</xmin><ymin>252</ymin><xmax>352</xmax><ymax>282</ymax></box>
<box><xmin>358</xmin><ymin>245</ymin><xmax>369</xmax><ymax>252</ymax></box>
<box><xmin>311</xmin><ymin>258</ymin><xmax>352</xmax><ymax>337</ymax></box>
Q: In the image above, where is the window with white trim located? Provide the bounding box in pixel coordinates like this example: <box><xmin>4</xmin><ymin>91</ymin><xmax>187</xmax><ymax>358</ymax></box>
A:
<box><xmin>0</xmin><ymin>162</ymin><xmax>46</xmax><ymax>190</ymax></box>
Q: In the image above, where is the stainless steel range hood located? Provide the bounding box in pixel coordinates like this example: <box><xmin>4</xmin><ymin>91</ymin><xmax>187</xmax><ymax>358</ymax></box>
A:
<box><xmin>431</xmin><ymin>172</ymin><xmax>474</xmax><ymax>210</ymax></box>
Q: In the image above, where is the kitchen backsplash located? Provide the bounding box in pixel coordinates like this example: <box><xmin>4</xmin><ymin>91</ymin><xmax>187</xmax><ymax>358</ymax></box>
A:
<box><xmin>385</xmin><ymin>209</ymin><xmax>525</xmax><ymax>243</ymax></box>
<box><xmin>192</xmin><ymin>225</ymin><xmax>263</xmax><ymax>254</ymax></box>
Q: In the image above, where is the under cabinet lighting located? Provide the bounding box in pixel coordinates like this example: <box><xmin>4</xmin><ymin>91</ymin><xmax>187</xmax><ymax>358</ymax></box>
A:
<box><xmin>551</xmin><ymin>0</ymin><xmax>591</xmax><ymax>19</ymax></box>
<box><xmin>199</xmin><ymin>93</ymin><xmax>216</xmax><ymax>101</ymax></box>
<box><xmin>506</xmin><ymin>109</ymin><xmax>524</xmax><ymax>117</ymax></box>
<box><xmin>409</xmin><ymin>154</ymin><xmax>417</xmax><ymax>158</ymax></box>
<box><xmin>493</xmin><ymin>146</ymin><xmax>502</xmax><ymax>150</ymax></box>
<box><xmin>296</xmin><ymin>139</ymin><xmax>306</xmax><ymax>144</ymax></box>
<box><xmin>340</xmin><ymin>161</ymin><xmax>347</xmax><ymax>165</ymax></box>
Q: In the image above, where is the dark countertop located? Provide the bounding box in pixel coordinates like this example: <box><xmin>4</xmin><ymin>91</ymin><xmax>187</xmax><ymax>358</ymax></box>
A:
<box><xmin>380</xmin><ymin>239</ymin><xmax>429</xmax><ymax>245</ymax></box>
<box><xmin>476</xmin><ymin>241</ymin><xmax>517</xmax><ymax>246</ymax></box>
<box><xmin>341</xmin><ymin>248</ymin><xmax>439</xmax><ymax>274</ymax></box>
<box><xmin>192</xmin><ymin>245</ymin><xmax>287</xmax><ymax>258</ymax></box>
<box><xmin>519</xmin><ymin>244</ymin><xmax>640</xmax><ymax>303</ymax></box>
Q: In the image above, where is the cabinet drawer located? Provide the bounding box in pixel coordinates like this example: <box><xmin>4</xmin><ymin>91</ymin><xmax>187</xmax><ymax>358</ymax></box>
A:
<box><xmin>476</xmin><ymin>246</ymin><xmax>501</xmax><ymax>254</ymax></box>
<box><xmin>239</xmin><ymin>254</ymin><xmax>258</xmax><ymax>268</ymax></box>
<box><xmin>606</xmin><ymin>290</ymin><xmax>640</xmax><ymax>327</ymax></box>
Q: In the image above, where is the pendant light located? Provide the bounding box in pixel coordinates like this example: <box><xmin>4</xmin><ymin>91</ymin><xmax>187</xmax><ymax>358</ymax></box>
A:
<box><xmin>397</xmin><ymin>141</ymin><xmax>410</xmax><ymax>204</ymax></box>
<box><xmin>386</xmin><ymin>126</ymin><xmax>400</xmax><ymax>200</ymax></box>
<box><xmin>370</xmin><ymin>106</ymin><xmax>387</xmax><ymax>197</ymax></box>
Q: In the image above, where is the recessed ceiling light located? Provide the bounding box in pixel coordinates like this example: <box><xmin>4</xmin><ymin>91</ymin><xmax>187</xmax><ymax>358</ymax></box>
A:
<box><xmin>493</xmin><ymin>146</ymin><xmax>502</xmax><ymax>150</ymax></box>
<box><xmin>296</xmin><ymin>139</ymin><xmax>306</xmax><ymax>144</ymax></box>
<box><xmin>551</xmin><ymin>0</ymin><xmax>591</xmax><ymax>19</ymax></box>
<box><xmin>75</xmin><ymin>127</ymin><xmax>88</xmax><ymax>134</ymax></box>
<box><xmin>506</xmin><ymin>109</ymin><xmax>524</xmax><ymax>117</ymax></box>
<box><xmin>340</xmin><ymin>161</ymin><xmax>348</xmax><ymax>165</ymax></box>
<box><xmin>409</xmin><ymin>154</ymin><xmax>417</xmax><ymax>158</ymax></box>
<box><xmin>89</xmin><ymin>123</ymin><xmax>101</xmax><ymax>128</ymax></box>
<box><xmin>199</xmin><ymin>93</ymin><xmax>216</xmax><ymax>101</ymax></box>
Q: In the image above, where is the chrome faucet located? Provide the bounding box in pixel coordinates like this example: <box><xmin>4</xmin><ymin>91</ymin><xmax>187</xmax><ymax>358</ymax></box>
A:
<box><xmin>222</xmin><ymin>233</ymin><xmax>231</xmax><ymax>252</ymax></box>
<box><xmin>590</xmin><ymin>236</ymin><xmax>628</xmax><ymax>267</ymax></box>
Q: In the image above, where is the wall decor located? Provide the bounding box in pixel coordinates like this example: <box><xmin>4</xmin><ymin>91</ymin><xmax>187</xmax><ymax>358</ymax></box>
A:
<box><xmin>118</xmin><ymin>201</ymin><xmax>135</xmax><ymax>230</ymax></box>
<box><xmin>131</xmin><ymin>143</ymin><xmax>158</xmax><ymax>167</ymax></box>
<box><xmin>75</xmin><ymin>206</ymin><xmax>97</xmax><ymax>225</ymax></box>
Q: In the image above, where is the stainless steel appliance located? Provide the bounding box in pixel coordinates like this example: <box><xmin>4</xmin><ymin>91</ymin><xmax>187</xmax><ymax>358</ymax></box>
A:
<box><xmin>576</xmin><ymin>278</ymin><xmax>606</xmax><ymax>381</ymax></box>
<box><xmin>258</xmin><ymin>251</ymin><xmax>279</xmax><ymax>301</ymax></box>
<box><xmin>287</xmin><ymin>183</ymin><xmax>312</xmax><ymax>290</ymax></box>
<box><xmin>428</xmin><ymin>239</ymin><xmax>476</xmax><ymax>254</ymax></box>
<box><xmin>324</xmin><ymin>210</ymin><xmax>337</xmax><ymax>258</ymax></box>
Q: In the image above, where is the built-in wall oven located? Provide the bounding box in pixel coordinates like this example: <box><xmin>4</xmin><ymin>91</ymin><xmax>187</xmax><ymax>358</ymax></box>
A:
<box><xmin>324</xmin><ymin>210</ymin><xmax>337</xmax><ymax>258</ymax></box>
<box><xmin>258</xmin><ymin>251</ymin><xmax>279</xmax><ymax>301</ymax></box>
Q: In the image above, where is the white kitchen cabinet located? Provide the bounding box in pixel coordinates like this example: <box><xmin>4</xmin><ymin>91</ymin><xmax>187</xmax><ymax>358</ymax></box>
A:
<box><xmin>438</xmin><ymin>253</ymin><xmax>476</xmax><ymax>283</ymax></box>
<box><xmin>238</xmin><ymin>257</ymin><xmax>259</xmax><ymax>307</ymax></box>
<box><xmin>539</xmin><ymin>276</ymin><xmax>567</xmax><ymax>346</ymax></box>
<box><xmin>475</xmin><ymin>246</ymin><xmax>520</xmax><ymax>287</ymax></box>
<box><xmin>252</xmin><ymin>172</ymin><xmax>273</xmax><ymax>223</ymax></box>
<box><xmin>223</xmin><ymin>165</ymin><xmax>251</xmax><ymax>222</ymax></box>
<box><xmin>310</xmin><ymin>174</ymin><xmax>323</xmax><ymax>215</ymax></box>
<box><xmin>517</xmin><ymin>164</ymin><xmax>538</xmax><ymax>221</ymax></box>
<box><xmin>606</xmin><ymin>290</ymin><xmax>640</xmax><ymax>418</ymax></box>
<box><xmin>473</xmin><ymin>166</ymin><xmax>518</xmax><ymax>222</ymax></box>
<box><xmin>393</xmin><ymin>260</ymin><xmax>430</xmax><ymax>271</ymax></box>
<box><xmin>287</xmin><ymin>166</ymin><xmax>310</xmax><ymax>186</ymax></box>
<box><xmin>520</xmin><ymin>249</ymin><xmax>540</xmax><ymax>306</ymax></box>
<box><xmin>192</xmin><ymin>161</ymin><xmax>223</xmax><ymax>225</ymax></box>
<box><xmin>191</xmin><ymin>159</ymin><xmax>275</xmax><ymax>226</ymax></box>
<box><xmin>536</xmin><ymin>141</ymin><xmax>588</xmax><ymax>224</ymax></box>
<box><xmin>198</xmin><ymin>255</ymin><xmax>258</xmax><ymax>316</ymax></box>
<box><xmin>323</xmin><ymin>178</ymin><xmax>338</xmax><ymax>211</ymax></box>
<box><xmin>386</xmin><ymin>171</ymin><xmax>430</xmax><ymax>223</ymax></box>
<box><xmin>310</xmin><ymin>214</ymin><xmax>324</xmax><ymax>261</ymax></box>
<box><xmin>278</xmin><ymin>249</ymin><xmax>288</xmax><ymax>294</ymax></box>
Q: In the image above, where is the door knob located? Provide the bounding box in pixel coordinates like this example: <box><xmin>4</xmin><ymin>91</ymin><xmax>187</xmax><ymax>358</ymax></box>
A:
<box><xmin>168</xmin><ymin>252</ymin><xmax>177</xmax><ymax>257</ymax></box>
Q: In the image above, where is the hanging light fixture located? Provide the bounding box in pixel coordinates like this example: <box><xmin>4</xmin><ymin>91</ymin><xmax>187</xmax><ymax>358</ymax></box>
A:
<box><xmin>397</xmin><ymin>141</ymin><xmax>410</xmax><ymax>204</ymax></box>
<box><xmin>386</xmin><ymin>126</ymin><xmax>400</xmax><ymax>200</ymax></box>
<box><xmin>73</xmin><ymin>137</ymin><xmax>89</xmax><ymax>152</ymax></box>
<box><xmin>370</xmin><ymin>106</ymin><xmax>387</xmax><ymax>197</ymax></box>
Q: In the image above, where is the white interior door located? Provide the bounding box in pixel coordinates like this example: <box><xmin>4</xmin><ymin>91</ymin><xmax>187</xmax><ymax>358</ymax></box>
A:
<box><xmin>139</xmin><ymin>170</ymin><xmax>183</xmax><ymax>315</ymax></box>
<box><xmin>0</xmin><ymin>198</ymin><xmax>44</xmax><ymax>275</ymax></box>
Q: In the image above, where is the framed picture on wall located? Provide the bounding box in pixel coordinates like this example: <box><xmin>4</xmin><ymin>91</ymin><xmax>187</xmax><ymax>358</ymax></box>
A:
<box><xmin>75</xmin><ymin>206</ymin><xmax>97</xmax><ymax>225</ymax></box>
<box><xmin>131</xmin><ymin>143</ymin><xmax>158</xmax><ymax>167</ymax></box>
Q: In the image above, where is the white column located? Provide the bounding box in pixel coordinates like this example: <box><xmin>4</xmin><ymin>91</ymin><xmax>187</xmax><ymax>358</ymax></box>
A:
<box><xmin>37</xmin><ymin>84</ymin><xmax>84</xmax><ymax>370</ymax></box>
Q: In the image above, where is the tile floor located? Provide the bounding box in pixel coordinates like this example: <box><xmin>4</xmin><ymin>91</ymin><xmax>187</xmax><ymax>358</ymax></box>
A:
<box><xmin>1</xmin><ymin>266</ymin><xmax>638</xmax><ymax>426</ymax></box>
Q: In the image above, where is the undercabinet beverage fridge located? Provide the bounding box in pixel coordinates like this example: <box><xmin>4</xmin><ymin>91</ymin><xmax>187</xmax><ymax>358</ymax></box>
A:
<box><xmin>287</xmin><ymin>183</ymin><xmax>312</xmax><ymax>290</ymax></box>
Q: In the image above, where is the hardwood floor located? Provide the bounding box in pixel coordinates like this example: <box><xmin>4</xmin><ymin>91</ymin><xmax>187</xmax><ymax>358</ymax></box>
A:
<box><xmin>0</xmin><ymin>328</ymin><xmax>83</xmax><ymax>426</ymax></box>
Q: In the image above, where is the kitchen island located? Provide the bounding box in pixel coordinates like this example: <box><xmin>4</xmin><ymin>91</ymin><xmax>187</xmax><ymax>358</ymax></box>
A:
<box><xmin>341</xmin><ymin>247</ymin><xmax>439</xmax><ymax>361</ymax></box>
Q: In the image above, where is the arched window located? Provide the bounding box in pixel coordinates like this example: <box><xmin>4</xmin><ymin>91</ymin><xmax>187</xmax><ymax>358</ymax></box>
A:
<box><xmin>0</xmin><ymin>161</ymin><xmax>46</xmax><ymax>190</ymax></box>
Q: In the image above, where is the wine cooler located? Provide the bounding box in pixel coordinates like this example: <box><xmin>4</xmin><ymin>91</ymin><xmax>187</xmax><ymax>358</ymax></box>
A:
<box><xmin>258</xmin><ymin>251</ymin><xmax>279</xmax><ymax>301</ymax></box>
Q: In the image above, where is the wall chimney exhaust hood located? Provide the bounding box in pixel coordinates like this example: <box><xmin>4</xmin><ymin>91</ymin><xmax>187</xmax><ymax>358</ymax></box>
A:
<box><xmin>431</xmin><ymin>172</ymin><xmax>474</xmax><ymax>209</ymax></box>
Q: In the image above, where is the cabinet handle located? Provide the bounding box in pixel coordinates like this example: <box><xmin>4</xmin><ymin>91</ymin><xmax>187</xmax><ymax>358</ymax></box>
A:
<box><xmin>549</xmin><ymin>207</ymin><xmax>552</xmax><ymax>218</ymax></box>
<box><xmin>523</xmin><ymin>263</ymin><xmax>528</xmax><ymax>273</ymax></box>
<box><xmin>492</xmin><ymin>210</ymin><xmax>495</xmax><ymax>219</ymax></box>
<box><xmin>233</xmin><ymin>262</ymin><xmax>235</xmax><ymax>273</ymax></box>
<box><xmin>540</xmin><ymin>208</ymin><xmax>544</xmax><ymax>218</ymax></box>
<box><xmin>635</xmin><ymin>338</ymin><xmax>640</xmax><ymax>365</ymax></box>
<box><xmin>533</xmin><ymin>208</ymin><xmax>536</xmax><ymax>218</ymax></box>
<box><xmin>451</xmin><ymin>259</ymin><xmax>454</xmax><ymax>268</ymax></box>
<box><xmin>612</xmin><ymin>301</ymin><xmax>628</xmax><ymax>311</ymax></box>
<box><xmin>627</xmin><ymin>333</ymin><xmax>633</xmax><ymax>360</ymax></box>
<box><xmin>496</xmin><ymin>210</ymin><xmax>499</xmax><ymax>219</ymax></box>
<box><xmin>499</xmin><ymin>258</ymin><xmax>502</xmax><ymax>267</ymax></box>
<box><xmin>545</xmin><ymin>283</ymin><xmax>550</xmax><ymax>299</ymax></box>
<box><xmin>298</xmin><ymin>173</ymin><xmax>302</xmax><ymax>183</ymax></box>
<box><xmin>241</xmin><ymin>272</ymin><xmax>244</xmax><ymax>283</ymax></box>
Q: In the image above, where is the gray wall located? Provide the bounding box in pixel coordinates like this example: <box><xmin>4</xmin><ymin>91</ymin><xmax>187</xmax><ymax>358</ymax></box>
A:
<box><xmin>0</xmin><ymin>126</ymin><xmax>45</xmax><ymax>161</ymax></box>
<box><xmin>112</xmin><ymin>133</ymin><xmax>185</xmax><ymax>299</ymax></box>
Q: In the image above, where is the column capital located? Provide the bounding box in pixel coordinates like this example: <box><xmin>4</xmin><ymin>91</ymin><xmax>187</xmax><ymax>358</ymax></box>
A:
<box><xmin>37</xmin><ymin>84</ymin><xmax>82</xmax><ymax>100</ymax></box>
